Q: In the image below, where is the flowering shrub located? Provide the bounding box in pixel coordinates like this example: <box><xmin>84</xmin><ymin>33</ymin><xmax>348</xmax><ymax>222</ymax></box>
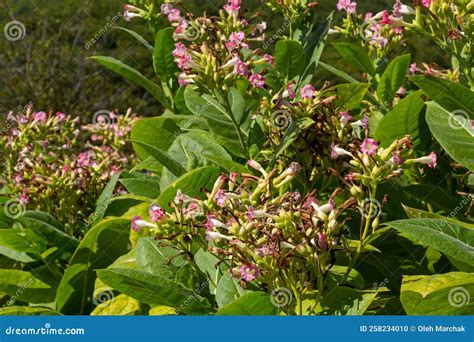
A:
<box><xmin>0</xmin><ymin>0</ymin><xmax>472</xmax><ymax>316</ymax></box>
<box><xmin>0</xmin><ymin>107</ymin><xmax>136</xmax><ymax>228</ymax></box>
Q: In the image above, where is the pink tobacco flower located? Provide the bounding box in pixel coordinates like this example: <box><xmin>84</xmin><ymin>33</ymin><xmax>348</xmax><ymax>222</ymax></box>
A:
<box><xmin>33</xmin><ymin>111</ymin><xmax>47</xmax><ymax>123</ymax></box>
<box><xmin>422</xmin><ymin>0</ymin><xmax>431</xmax><ymax>7</ymax></box>
<box><xmin>149</xmin><ymin>203</ymin><xmax>165</xmax><ymax>223</ymax></box>
<box><xmin>300</xmin><ymin>84</ymin><xmax>316</xmax><ymax>99</ymax></box>
<box><xmin>339</xmin><ymin>111</ymin><xmax>353</xmax><ymax>126</ymax></box>
<box><xmin>380</xmin><ymin>11</ymin><xmax>391</xmax><ymax>25</ymax></box>
<box><xmin>410</xmin><ymin>152</ymin><xmax>437</xmax><ymax>169</ymax></box>
<box><xmin>160</xmin><ymin>3</ymin><xmax>173</xmax><ymax>15</ymax></box>
<box><xmin>240</xmin><ymin>264</ymin><xmax>260</xmax><ymax>282</ymax></box>
<box><xmin>224</xmin><ymin>0</ymin><xmax>241</xmax><ymax>17</ymax></box>
<box><xmin>337</xmin><ymin>0</ymin><xmax>357</xmax><ymax>14</ymax></box>
<box><xmin>214</xmin><ymin>189</ymin><xmax>227</xmax><ymax>207</ymax></box>
<box><xmin>249</xmin><ymin>73</ymin><xmax>265</xmax><ymax>88</ymax></box>
<box><xmin>257</xmin><ymin>244</ymin><xmax>275</xmax><ymax>257</ymax></box>
<box><xmin>167</xmin><ymin>9</ymin><xmax>181</xmax><ymax>22</ymax></box>
<box><xmin>388</xmin><ymin>153</ymin><xmax>404</xmax><ymax>165</ymax></box>
<box><xmin>318</xmin><ymin>232</ymin><xmax>328</xmax><ymax>251</ymax></box>
<box><xmin>235</xmin><ymin>60</ymin><xmax>248</xmax><ymax>76</ymax></box>
<box><xmin>131</xmin><ymin>215</ymin><xmax>155</xmax><ymax>232</ymax></box>
<box><xmin>13</xmin><ymin>173</ymin><xmax>24</xmax><ymax>184</ymax></box>
<box><xmin>360</xmin><ymin>138</ymin><xmax>379</xmax><ymax>156</ymax></box>
<box><xmin>283</xmin><ymin>83</ymin><xmax>296</xmax><ymax>99</ymax></box>
<box><xmin>263</xmin><ymin>54</ymin><xmax>274</xmax><ymax>64</ymax></box>
<box><xmin>226</xmin><ymin>31</ymin><xmax>247</xmax><ymax>51</ymax></box>
<box><xmin>409</xmin><ymin>63</ymin><xmax>418</xmax><ymax>75</ymax></box>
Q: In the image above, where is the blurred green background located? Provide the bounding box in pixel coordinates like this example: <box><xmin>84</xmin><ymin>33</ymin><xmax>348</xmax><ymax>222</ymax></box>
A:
<box><xmin>0</xmin><ymin>0</ymin><xmax>446</xmax><ymax>120</ymax></box>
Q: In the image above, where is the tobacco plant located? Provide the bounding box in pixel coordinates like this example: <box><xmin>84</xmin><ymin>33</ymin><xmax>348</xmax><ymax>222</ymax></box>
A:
<box><xmin>0</xmin><ymin>0</ymin><xmax>472</xmax><ymax>316</ymax></box>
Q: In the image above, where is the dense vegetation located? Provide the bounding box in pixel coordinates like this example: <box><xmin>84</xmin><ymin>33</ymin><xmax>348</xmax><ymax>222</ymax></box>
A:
<box><xmin>0</xmin><ymin>0</ymin><xmax>472</xmax><ymax>316</ymax></box>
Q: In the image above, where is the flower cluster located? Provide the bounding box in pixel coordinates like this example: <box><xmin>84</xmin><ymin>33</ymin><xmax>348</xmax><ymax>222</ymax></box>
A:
<box><xmin>158</xmin><ymin>1</ymin><xmax>272</xmax><ymax>92</ymax></box>
<box><xmin>0</xmin><ymin>106</ymin><xmax>136</xmax><ymax>227</ymax></box>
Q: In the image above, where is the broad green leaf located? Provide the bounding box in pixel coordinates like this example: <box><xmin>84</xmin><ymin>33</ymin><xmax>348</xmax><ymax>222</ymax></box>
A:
<box><xmin>90</xmin><ymin>172</ymin><xmax>121</xmax><ymax>224</ymax></box>
<box><xmin>216</xmin><ymin>291</ymin><xmax>278</xmax><ymax>315</ymax></box>
<box><xmin>216</xmin><ymin>272</ymin><xmax>245</xmax><ymax>308</ymax></box>
<box><xmin>114</xmin><ymin>27</ymin><xmax>153</xmax><ymax>52</ymax></box>
<box><xmin>401</xmin><ymin>272</ymin><xmax>474</xmax><ymax>315</ymax></box>
<box><xmin>153</xmin><ymin>27</ymin><xmax>179</xmax><ymax>82</ymax></box>
<box><xmin>160</xmin><ymin>130</ymin><xmax>232</xmax><ymax>189</ymax></box>
<box><xmin>194</xmin><ymin>248</ymin><xmax>220</xmax><ymax>292</ymax></box>
<box><xmin>132</xmin><ymin>140</ymin><xmax>186</xmax><ymax>178</ymax></box>
<box><xmin>97</xmin><ymin>268</ymin><xmax>211</xmax><ymax>314</ymax></box>
<box><xmin>386</xmin><ymin>218</ymin><xmax>474</xmax><ymax>266</ymax></box>
<box><xmin>184</xmin><ymin>87</ymin><xmax>246</xmax><ymax>156</ymax></box>
<box><xmin>376</xmin><ymin>54</ymin><xmax>410</xmax><ymax>104</ymax></box>
<box><xmin>157</xmin><ymin>166</ymin><xmax>220</xmax><ymax>210</ymax></box>
<box><xmin>136</xmin><ymin>237</ymin><xmax>185</xmax><ymax>278</ymax></box>
<box><xmin>56</xmin><ymin>218</ymin><xmax>131</xmax><ymax>314</ymax></box>
<box><xmin>0</xmin><ymin>307</ymin><xmax>60</xmax><ymax>316</ymax></box>
<box><xmin>119</xmin><ymin>173</ymin><xmax>161</xmax><ymax>198</ymax></box>
<box><xmin>326</xmin><ymin>265</ymin><xmax>365</xmax><ymax>290</ymax></box>
<box><xmin>273</xmin><ymin>117</ymin><xmax>315</xmax><ymax>160</ymax></box>
<box><xmin>90</xmin><ymin>56</ymin><xmax>169</xmax><ymax>107</ymax></box>
<box><xmin>425</xmin><ymin>102</ymin><xmax>474</xmax><ymax>170</ymax></box>
<box><xmin>331</xmin><ymin>83</ymin><xmax>370</xmax><ymax>110</ymax></box>
<box><xmin>313</xmin><ymin>287</ymin><xmax>379</xmax><ymax>315</ymax></box>
<box><xmin>192</xmin><ymin>152</ymin><xmax>247</xmax><ymax>173</ymax></box>
<box><xmin>375</xmin><ymin>91</ymin><xmax>428</xmax><ymax>147</ymax></box>
<box><xmin>402</xmin><ymin>205</ymin><xmax>474</xmax><ymax>229</ymax></box>
<box><xmin>333</xmin><ymin>42</ymin><xmax>375</xmax><ymax>75</ymax></box>
<box><xmin>0</xmin><ymin>269</ymin><xmax>56</xmax><ymax>303</ymax></box>
<box><xmin>411</xmin><ymin>76</ymin><xmax>474</xmax><ymax>114</ymax></box>
<box><xmin>0</xmin><ymin>228</ymin><xmax>47</xmax><ymax>263</ymax></box>
<box><xmin>17</xmin><ymin>211</ymin><xmax>78</xmax><ymax>255</ymax></box>
<box><xmin>275</xmin><ymin>40</ymin><xmax>308</xmax><ymax>80</ymax></box>
<box><xmin>228</xmin><ymin>88</ymin><xmax>245</xmax><ymax>123</ymax></box>
<box><xmin>131</xmin><ymin>117</ymin><xmax>180</xmax><ymax>160</ymax></box>
<box><xmin>91</xmin><ymin>294</ymin><xmax>142</xmax><ymax>316</ymax></box>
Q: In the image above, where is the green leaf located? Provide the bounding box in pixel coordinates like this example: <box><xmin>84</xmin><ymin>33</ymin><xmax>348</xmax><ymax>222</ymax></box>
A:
<box><xmin>153</xmin><ymin>27</ymin><xmax>179</xmax><ymax>82</ymax></box>
<box><xmin>410</xmin><ymin>76</ymin><xmax>474</xmax><ymax>114</ymax></box>
<box><xmin>136</xmin><ymin>237</ymin><xmax>184</xmax><ymax>278</ymax></box>
<box><xmin>327</xmin><ymin>266</ymin><xmax>365</xmax><ymax>290</ymax></box>
<box><xmin>56</xmin><ymin>218</ymin><xmax>131</xmax><ymax>314</ymax></box>
<box><xmin>114</xmin><ymin>27</ymin><xmax>153</xmax><ymax>52</ymax></box>
<box><xmin>119</xmin><ymin>173</ymin><xmax>161</xmax><ymax>198</ymax></box>
<box><xmin>376</xmin><ymin>54</ymin><xmax>410</xmax><ymax>104</ymax></box>
<box><xmin>273</xmin><ymin>117</ymin><xmax>315</xmax><ymax>160</ymax></box>
<box><xmin>275</xmin><ymin>40</ymin><xmax>308</xmax><ymax>80</ymax></box>
<box><xmin>385</xmin><ymin>218</ymin><xmax>474</xmax><ymax>266</ymax></box>
<box><xmin>216</xmin><ymin>272</ymin><xmax>245</xmax><ymax>308</ymax></box>
<box><xmin>330</xmin><ymin>83</ymin><xmax>370</xmax><ymax>110</ymax></box>
<box><xmin>17</xmin><ymin>211</ymin><xmax>78</xmax><ymax>255</ymax></box>
<box><xmin>333</xmin><ymin>42</ymin><xmax>375</xmax><ymax>75</ymax></box>
<box><xmin>192</xmin><ymin>152</ymin><xmax>247</xmax><ymax>173</ymax></box>
<box><xmin>90</xmin><ymin>172</ymin><xmax>121</xmax><ymax>224</ymax></box>
<box><xmin>374</xmin><ymin>91</ymin><xmax>428</xmax><ymax>147</ymax></box>
<box><xmin>228</xmin><ymin>88</ymin><xmax>245</xmax><ymax>123</ymax></box>
<box><xmin>425</xmin><ymin>102</ymin><xmax>474</xmax><ymax>170</ymax></box>
<box><xmin>131</xmin><ymin>117</ymin><xmax>180</xmax><ymax>161</ymax></box>
<box><xmin>91</xmin><ymin>294</ymin><xmax>142</xmax><ymax>316</ymax></box>
<box><xmin>400</xmin><ymin>272</ymin><xmax>474</xmax><ymax>315</ymax></box>
<box><xmin>402</xmin><ymin>205</ymin><xmax>474</xmax><ymax>229</ymax></box>
<box><xmin>319</xmin><ymin>62</ymin><xmax>358</xmax><ymax>83</ymax></box>
<box><xmin>0</xmin><ymin>269</ymin><xmax>56</xmax><ymax>303</ymax></box>
<box><xmin>313</xmin><ymin>287</ymin><xmax>378</xmax><ymax>315</ymax></box>
<box><xmin>97</xmin><ymin>268</ymin><xmax>211</xmax><ymax>314</ymax></box>
<box><xmin>216</xmin><ymin>291</ymin><xmax>278</xmax><ymax>315</ymax></box>
<box><xmin>0</xmin><ymin>307</ymin><xmax>60</xmax><ymax>316</ymax></box>
<box><xmin>160</xmin><ymin>130</ymin><xmax>232</xmax><ymax>189</ymax></box>
<box><xmin>194</xmin><ymin>248</ymin><xmax>220</xmax><ymax>291</ymax></box>
<box><xmin>157</xmin><ymin>166</ymin><xmax>220</xmax><ymax>210</ymax></box>
<box><xmin>0</xmin><ymin>228</ymin><xmax>47</xmax><ymax>263</ymax></box>
<box><xmin>184</xmin><ymin>87</ymin><xmax>246</xmax><ymax>157</ymax></box>
<box><xmin>90</xmin><ymin>56</ymin><xmax>169</xmax><ymax>108</ymax></box>
<box><xmin>132</xmin><ymin>140</ymin><xmax>186</xmax><ymax>178</ymax></box>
